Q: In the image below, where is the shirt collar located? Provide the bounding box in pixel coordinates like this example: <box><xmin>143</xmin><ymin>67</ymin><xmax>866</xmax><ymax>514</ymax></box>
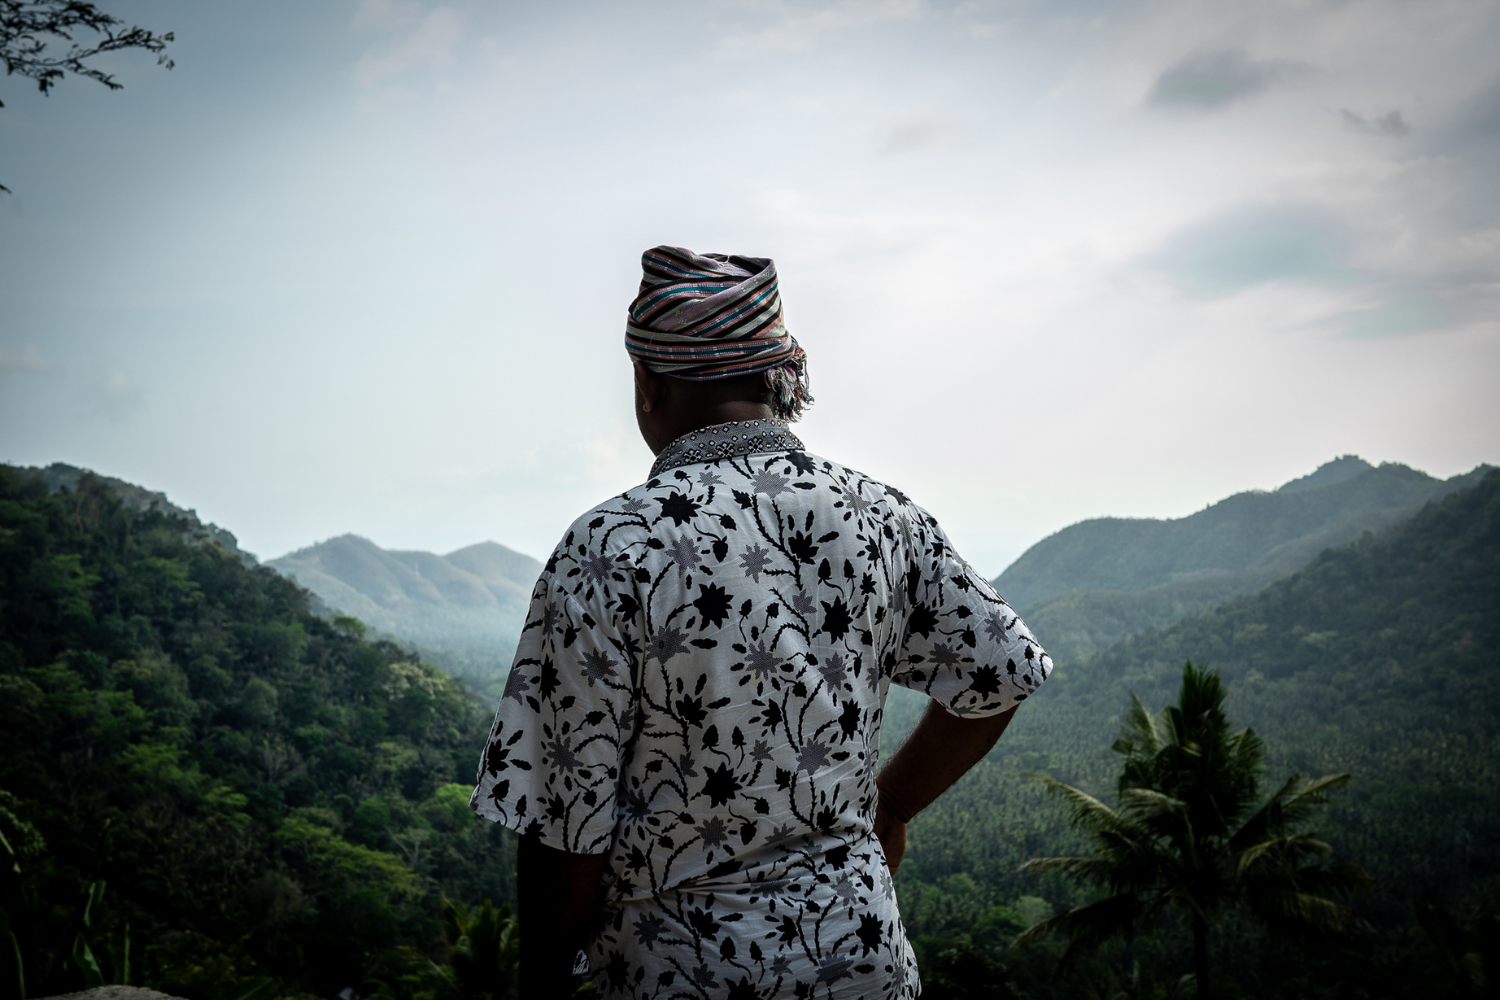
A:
<box><xmin>649</xmin><ymin>418</ymin><xmax>805</xmax><ymax>479</ymax></box>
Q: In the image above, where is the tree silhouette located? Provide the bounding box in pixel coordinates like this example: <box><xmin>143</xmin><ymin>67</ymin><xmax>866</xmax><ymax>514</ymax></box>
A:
<box><xmin>440</xmin><ymin>896</ymin><xmax>520</xmax><ymax>999</ymax></box>
<box><xmin>1</xmin><ymin>0</ymin><xmax>174</xmax><ymax>192</ymax></box>
<box><xmin>1019</xmin><ymin>661</ymin><xmax>1371</xmax><ymax>996</ymax></box>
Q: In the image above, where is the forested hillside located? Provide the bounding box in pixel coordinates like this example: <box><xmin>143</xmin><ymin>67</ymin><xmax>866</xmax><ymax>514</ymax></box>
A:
<box><xmin>995</xmin><ymin>458</ymin><xmax>1492</xmax><ymax>664</ymax></box>
<box><xmin>0</xmin><ymin>467</ymin><xmax>515</xmax><ymax>999</ymax></box>
<box><xmin>24</xmin><ymin>463</ymin><xmax>253</xmax><ymax>562</ymax></box>
<box><xmin>894</xmin><ymin>469</ymin><xmax>1500</xmax><ymax>998</ymax></box>
<box><xmin>270</xmin><ymin>535</ymin><xmax>539</xmax><ymax>693</ymax></box>
<box><xmin>5</xmin><ymin>461</ymin><xmax>1495</xmax><ymax>999</ymax></box>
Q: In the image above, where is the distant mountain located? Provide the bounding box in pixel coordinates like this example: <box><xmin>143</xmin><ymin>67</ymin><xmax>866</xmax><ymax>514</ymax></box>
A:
<box><xmin>993</xmin><ymin>457</ymin><xmax>1493</xmax><ymax>664</ymax></box>
<box><xmin>1276</xmin><ymin>453</ymin><xmax>1373</xmax><ymax>493</ymax></box>
<box><xmin>269</xmin><ymin>535</ymin><xmax>541</xmax><ymax>681</ymax></box>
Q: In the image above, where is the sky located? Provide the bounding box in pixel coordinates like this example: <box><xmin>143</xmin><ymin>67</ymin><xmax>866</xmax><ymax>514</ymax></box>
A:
<box><xmin>2</xmin><ymin>0</ymin><xmax>1497</xmax><ymax>576</ymax></box>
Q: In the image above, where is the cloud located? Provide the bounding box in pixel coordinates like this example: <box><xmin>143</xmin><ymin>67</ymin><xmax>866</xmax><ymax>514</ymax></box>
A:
<box><xmin>882</xmin><ymin>114</ymin><xmax>959</xmax><ymax>154</ymax></box>
<box><xmin>1148</xmin><ymin>48</ymin><xmax>1315</xmax><ymax>110</ymax></box>
<box><xmin>1150</xmin><ymin>204</ymin><xmax>1353</xmax><ymax>297</ymax></box>
<box><xmin>1148</xmin><ymin>198</ymin><xmax>1496</xmax><ymax>338</ymax></box>
<box><xmin>0</xmin><ymin>344</ymin><xmax>48</xmax><ymax>373</ymax></box>
<box><xmin>1339</xmin><ymin>108</ymin><xmax>1410</xmax><ymax>137</ymax></box>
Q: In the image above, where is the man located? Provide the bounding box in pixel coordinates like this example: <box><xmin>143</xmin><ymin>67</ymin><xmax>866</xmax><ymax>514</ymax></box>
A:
<box><xmin>471</xmin><ymin>246</ymin><xmax>1052</xmax><ymax>999</ymax></box>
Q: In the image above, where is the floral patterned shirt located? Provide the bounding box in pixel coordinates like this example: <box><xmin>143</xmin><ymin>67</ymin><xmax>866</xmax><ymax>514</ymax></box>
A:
<box><xmin>471</xmin><ymin>419</ymin><xmax>1052</xmax><ymax>999</ymax></box>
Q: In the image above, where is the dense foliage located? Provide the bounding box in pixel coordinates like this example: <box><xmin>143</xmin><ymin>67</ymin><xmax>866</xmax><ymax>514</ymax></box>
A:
<box><xmin>0</xmin><ymin>467</ymin><xmax>516</xmax><ymax>999</ymax></box>
<box><xmin>886</xmin><ymin>470</ymin><xmax>1500</xmax><ymax>997</ymax></box>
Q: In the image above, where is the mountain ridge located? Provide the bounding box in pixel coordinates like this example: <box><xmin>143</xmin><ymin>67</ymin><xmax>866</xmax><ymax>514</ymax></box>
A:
<box><xmin>991</xmin><ymin>457</ymin><xmax>1494</xmax><ymax>664</ymax></box>
<box><xmin>13</xmin><ymin>463</ymin><xmax>542</xmax><ymax>687</ymax></box>
<box><xmin>269</xmin><ymin>534</ymin><xmax>541</xmax><ymax>683</ymax></box>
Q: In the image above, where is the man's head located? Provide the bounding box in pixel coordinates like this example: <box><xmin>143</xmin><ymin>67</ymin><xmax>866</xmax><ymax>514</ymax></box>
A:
<box><xmin>625</xmin><ymin>246</ymin><xmax>812</xmax><ymax>453</ymax></box>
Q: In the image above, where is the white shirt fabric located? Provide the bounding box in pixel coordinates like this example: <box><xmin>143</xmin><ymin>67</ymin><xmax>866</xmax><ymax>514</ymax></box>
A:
<box><xmin>472</xmin><ymin>419</ymin><xmax>1052</xmax><ymax>999</ymax></box>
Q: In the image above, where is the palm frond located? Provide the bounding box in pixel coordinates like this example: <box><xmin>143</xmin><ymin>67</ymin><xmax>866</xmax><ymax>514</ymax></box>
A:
<box><xmin>1157</xmin><ymin>874</ymin><xmax>1225</xmax><ymax>919</ymax></box>
<box><xmin>1113</xmin><ymin>693</ymin><xmax>1168</xmax><ymax>760</ymax></box>
<box><xmin>1235</xmin><ymin>832</ymin><xmax>1335</xmax><ymax>876</ymax></box>
<box><xmin>1020</xmin><ymin>855</ymin><xmax>1121</xmax><ymax>887</ymax></box>
<box><xmin>1118</xmin><ymin>787</ymin><xmax>1202</xmax><ymax>858</ymax></box>
<box><xmin>1275</xmin><ymin>773</ymin><xmax>1351</xmax><ymax>827</ymax></box>
<box><xmin>1230</xmin><ymin>773</ymin><xmax>1303</xmax><ymax>848</ymax></box>
<box><xmin>1030</xmin><ymin>775</ymin><xmax>1136</xmax><ymax>835</ymax></box>
<box><xmin>1246</xmin><ymin>881</ymin><xmax>1374</xmax><ymax>939</ymax></box>
<box><xmin>1232</xmin><ymin>772</ymin><xmax>1350</xmax><ymax>852</ymax></box>
<box><xmin>1022</xmin><ymin>822</ymin><xmax>1176</xmax><ymax>887</ymax></box>
<box><xmin>1226</xmin><ymin>725</ymin><xmax>1265</xmax><ymax>767</ymax></box>
<box><xmin>1287</xmin><ymin>772</ymin><xmax>1352</xmax><ymax>799</ymax></box>
<box><xmin>1015</xmin><ymin>892</ymin><xmax>1147</xmax><ymax>967</ymax></box>
<box><xmin>1119</xmin><ymin>787</ymin><xmax>1187</xmax><ymax>819</ymax></box>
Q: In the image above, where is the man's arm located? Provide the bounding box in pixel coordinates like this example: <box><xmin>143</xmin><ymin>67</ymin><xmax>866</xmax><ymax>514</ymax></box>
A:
<box><xmin>516</xmin><ymin>833</ymin><xmax>607</xmax><ymax>997</ymax></box>
<box><xmin>873</xmin><ymin>702</ymin><xmax>1018</xmax><ymax>871</ymax></box>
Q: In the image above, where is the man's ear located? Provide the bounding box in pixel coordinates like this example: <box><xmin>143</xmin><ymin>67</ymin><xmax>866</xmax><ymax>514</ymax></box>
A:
<box><xmin>634</xmin><ymin>361</ymin><xmax>663</xmax><ymax>413</ymax></box>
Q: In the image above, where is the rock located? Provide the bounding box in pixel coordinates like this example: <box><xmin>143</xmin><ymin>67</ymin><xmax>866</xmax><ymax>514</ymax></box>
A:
<box><xmin>37</xmin><ymin>987</ymin><xmax>188</xmax><ymax>1000</ymax></box>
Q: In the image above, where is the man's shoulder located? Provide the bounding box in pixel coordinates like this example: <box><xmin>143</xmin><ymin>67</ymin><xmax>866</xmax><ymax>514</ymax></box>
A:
<box><xmin>548</xmin><ymin>449</ymin><xmax>940</xmax><ymax>556</ymax></box>
<box><xmin>794</xmin><ymin>451</ymin><xmax>932</xmax><ymax>521</ymax></box>
<box><xmin>552</xmin><ymin>487</ymin><xmax>658</xmax><ymax>554</ymax></box>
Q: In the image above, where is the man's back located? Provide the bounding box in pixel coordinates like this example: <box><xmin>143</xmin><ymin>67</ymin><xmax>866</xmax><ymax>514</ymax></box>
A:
<box><xmin>473</xmin><ymin>420</ymin><xmax>1050</xmax><ymax>998</ymax></box>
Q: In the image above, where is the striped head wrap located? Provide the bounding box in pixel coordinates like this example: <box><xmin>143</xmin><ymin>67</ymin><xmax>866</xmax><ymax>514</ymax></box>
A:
<box><xmin>625</xmin><ymin>245</ymin><xmax>813</xmax><ymax>420</ymax></box>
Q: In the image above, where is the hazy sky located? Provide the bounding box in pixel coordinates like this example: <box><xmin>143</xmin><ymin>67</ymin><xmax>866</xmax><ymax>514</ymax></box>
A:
<box><xmin>3</xmin><ymin>0</ymin><xmax>1497</xmax><ymax>575</ymax></box>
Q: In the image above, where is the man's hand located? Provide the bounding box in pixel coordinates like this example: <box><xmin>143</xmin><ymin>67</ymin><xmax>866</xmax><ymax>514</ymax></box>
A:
<box><xmin>517</xmin><ymin>833</ymin><xmax>606</xmax><ymax>998</ymax></box>
<box><xmin>873</xmin><ymin>796</ymin><xmax>907</xmax><ymax>872</ymax></box>
<box><xmin>874</xmin><ymin>702</ymin><xmax>1018</xmax><ymax>868</ymax></box>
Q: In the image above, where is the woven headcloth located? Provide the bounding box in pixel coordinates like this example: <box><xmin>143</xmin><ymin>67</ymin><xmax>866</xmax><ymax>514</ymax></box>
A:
<box><xmin>625</xmin><ymin>245</ymin><xmax>813</xmax><ymax>419</ymax></box>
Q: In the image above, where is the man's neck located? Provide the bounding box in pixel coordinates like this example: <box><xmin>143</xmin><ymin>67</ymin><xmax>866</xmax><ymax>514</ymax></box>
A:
<box><xmin>649</xmin><ymin>402</ymin><xmax>775</xmax><ymax>455</ymax></box>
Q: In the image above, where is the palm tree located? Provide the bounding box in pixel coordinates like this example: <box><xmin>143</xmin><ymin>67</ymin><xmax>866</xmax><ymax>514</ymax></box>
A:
<box><xmin>373</xmin><ymin>898</ymin><xmax>520</xmax><ymax>1000</ymax></box>
<box><xmin>441</xmin><ymin>897</ymin><xmax>521</xmax><ymax>999</ymax></box>
<box><xmin>1018</xmin><ymin>662</ymin><xmax>1371</xmax><ymax>996</ymax></box>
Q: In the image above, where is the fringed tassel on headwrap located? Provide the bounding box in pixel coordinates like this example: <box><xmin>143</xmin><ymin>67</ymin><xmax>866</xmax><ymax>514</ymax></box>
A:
<box><xmin>764</xmin><ymin>350</ymin><xmax>814</xmax><ymax>421</ymax></box>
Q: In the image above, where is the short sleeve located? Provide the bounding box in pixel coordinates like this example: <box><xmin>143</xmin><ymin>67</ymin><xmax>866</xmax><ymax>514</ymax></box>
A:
<box><xmin>890</xmin><ymin>512</ymin><xmax>1052</xmax><ymax>717</ymax></box>
<box><xmin>470</xmin><ymin>574</ymin><xmax>636</xmax><ymax>854</ymax></box>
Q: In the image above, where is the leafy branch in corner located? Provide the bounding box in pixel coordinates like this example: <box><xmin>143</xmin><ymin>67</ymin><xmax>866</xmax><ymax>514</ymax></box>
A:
<box><xmin>1</xmin><ymin>0</ymin><xmax>175</xmax><ymax>191</ymax></box>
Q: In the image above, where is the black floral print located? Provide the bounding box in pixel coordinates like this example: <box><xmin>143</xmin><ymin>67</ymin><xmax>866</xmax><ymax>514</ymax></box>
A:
<box><xmin>472</xmin><ymin>420</ymin><xmax>1051</xmax><ymax>999</ymax></box>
